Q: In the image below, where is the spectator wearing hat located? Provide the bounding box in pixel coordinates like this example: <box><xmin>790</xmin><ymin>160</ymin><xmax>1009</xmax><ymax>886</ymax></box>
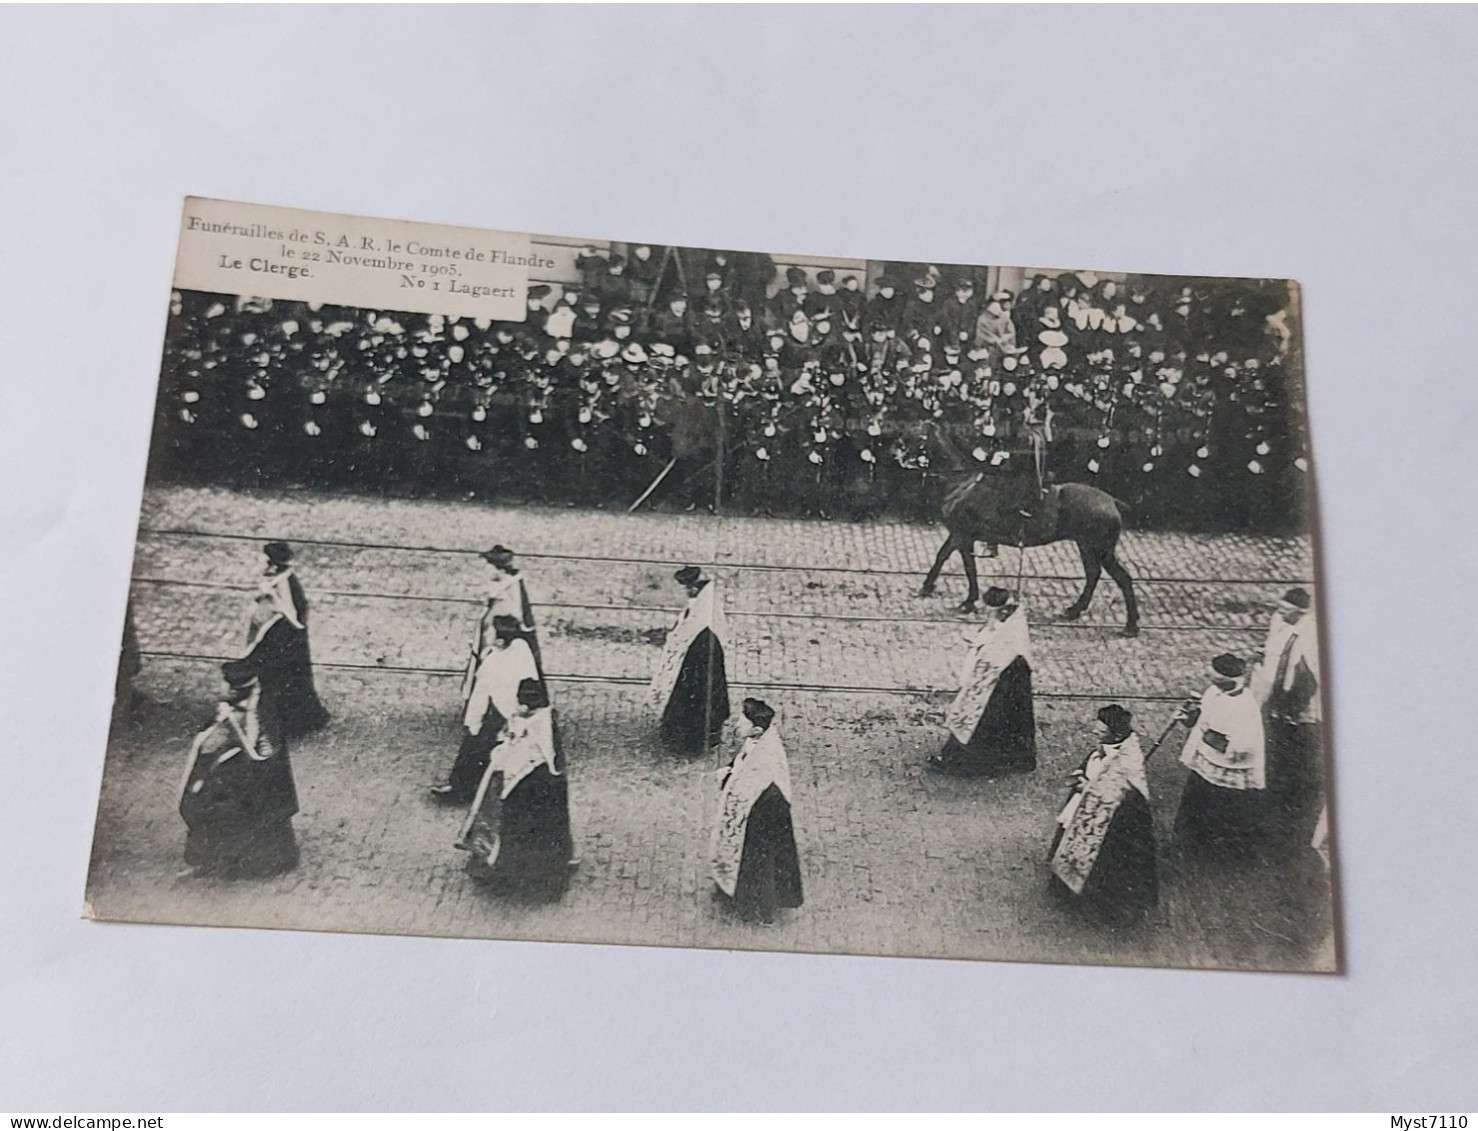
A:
<box><xmin>1173</xmin><ymin>652</ymin><xmax>1268</xmax><ymax>860</ymax></box>
<box><xmin>937</xmin><ymin>276</ymin><xmax>981</xmax><ymax>351</ymax></box>
<box><xmin>836</xmin><ymin>274</ymin><xmax>865</xmax><ymax>338</ymax></box>
<box><xmin>694</xmin><ymin>296</ymin><xmax>730</xmax><ymax>353</ymax></box>
<box><xmin>239</xmin><ymin>541</ymin><xmax>328</xmax><ymax>740</ymax></box>
<box><xmin>726</xmin><ymin>250</ymin><xmax>777</xmax><ymax>311</ymax></box>
<box><xmin>710</xmin><ymin>697</ymin><xmax>803</xmax><ymax>923</ymax></box>
<box><xmin>726</xmin><ymin>300</ymin><xmax>768</xmax><ymax>362</ymax></box>
<box><xmin>457</xmin><ymin>676</ymin><xmax>575</xmax><ymax>899</ymax></box>
<box><xmin>574</xmin><ymin>245</ymin><xmax>608</xmax><ymax>294</ymax></box>
<box><xmin>1252</xmin><ymin>587</ymin><xmax>1323</xmax><ymax>853</ymax></box>
<box><xmin>901</xmin><ymin>272</ymin><xmax>942</xmax><ymax>346</ymax></box>
<box><xmin>863</xmin><ymin>318</ymin><xmax>912</xmax><ymax>385</ymax></box>
<box><xmin>403</xmin><ymin>365</ymin><xmax>449</xmax><ymax>497</ymax></box>
<box><xmin>178</xmin><ymin>660</ymin><xmax>300</xmax><ymax>879</ymax></box>
<box><xmin>475</xmin><ymin>544</ymin><xmax>545</xmax><ymax>683</ymax></box>
<box><xmin>974</xmin><ymin>290</ymin><xmax>1021</xmax><ymax>366</ymax></box>
<box><xmin>599</xmin><ymin>254</ymin><xmax>633</xmax><ymax>305</ymax></box>
<box><xmin>605</xmin><ymin>303</ymin><xmax>638</xmax><ymax>342</ymax></box>
<box><xmin>930</xmin><ymin>587</ymin><xmax>1037</xmax><ymax>776</ymax></box>
<box><xmin>700</xmin><ymin>262</ymin><xmax>731</xmax><ymax>310</ymax></box>
<box><xmin>649</xmin><ymin>293</ymin><xmax>695</xmax><ymax>357</ymax></box>
<box><xmin>433</xmin><ymin>612</ymin><xmax>540</xmax><ymax>803</ymax></box>
<box><xmin>1048</xmin><ymin>704</ymin><xmax>1159</xmax><ymax>926</ymax></box>
<box><xmin>525</xmin><ymin>284</ymin><xmax>555</xmax><ymax>338</ymax></box>
<box><xmin>767</xmin><ymin>266</ymin><xmax>810</xmax><ymax>330</ymax></box>
<box><xmin>570</xmin><ymin>293</ymin><xmax>605</xmax><ymax>349</ymax></box>
<box><xmin>865</xmin><ymin>273</ymin><xmax>905</xmax><ymax>337</ymax></box>
<box><xmin>457</xmin><ymin>366</ymin><xmax>501</xmax><ymax>480</ymax></box>
<box><xmin>1012</xmin><ymin>274</ymin><xmax>1054</xmax><ymax>342</ymax></box>
<box><xmin>650</xmin><ymin>566</ymin><xmax>731</xmax><ymax>755</ymax></box>
<box><xmin>804</xmin><ymin>269</ymin><xmax>840</xmax><ymax>323</ymax></box>
<box><xmin>623</xmin><ymin>243</ymin><xmax>663</xmax><ymax>306</ymax></box>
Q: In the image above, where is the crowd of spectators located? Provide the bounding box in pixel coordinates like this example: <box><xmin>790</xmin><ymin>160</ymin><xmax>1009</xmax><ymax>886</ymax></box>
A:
<box><xmin>152</xmin><ymin>244</ymin><xmax>1309</xmax><ymax>531</ymax></box>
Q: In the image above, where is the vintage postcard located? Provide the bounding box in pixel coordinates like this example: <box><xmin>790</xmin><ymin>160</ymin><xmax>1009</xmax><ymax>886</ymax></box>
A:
<box><xmin>87</xmin><ymin>196</ymin><xmax>1334</xmax><ymax>971</ymax></box>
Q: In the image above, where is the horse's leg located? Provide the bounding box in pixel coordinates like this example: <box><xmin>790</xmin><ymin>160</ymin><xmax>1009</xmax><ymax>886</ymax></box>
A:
<box><xmin>1102</xmin><ymin>549</ymin><xmax>1140</xmax><ymax>636</ymax></box>
<box><xmin>919</xmin><ymin>533</ymin><xmax>955</xmax><ymax>598</ymax></box>
<box><xmin>1063</xmin><ymin>540</ymin><xmax>1101</xmax><ymax>621</ymax></box>
<box><xmin>957</xmin><ymin>542</ymin><xmax>981</xmax><ymax>613</ymax></box>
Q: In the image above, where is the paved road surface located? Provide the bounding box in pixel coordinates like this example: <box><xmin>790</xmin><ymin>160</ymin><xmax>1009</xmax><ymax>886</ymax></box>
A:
<box><xmin>87</xmin><ymin>486</ymin><xmax>1334</xmax><ymax>971</ymax></box>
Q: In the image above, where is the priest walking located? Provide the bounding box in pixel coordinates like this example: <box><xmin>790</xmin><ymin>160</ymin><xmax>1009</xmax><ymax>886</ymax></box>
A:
<box><xmin>710</xmin><ymin>698</ymin><xmax>803</xmax><ymax>923</ymax></box>
<box><xmin>458</xmin><ymin>678</ymin><xmax>575</xmax><ymax>899</ymax></box>
<box><xmin>928</xmin><ymin>587</ymin><xmax>1037</xmax><ymax>776</ymax></box>
<box><xmin>178</xmin><ymin>660</ymin><xmax>300</xmax><ymax>879</ymax></box>
<box><xmin>1048</xmin><ymin>704</ymin><xmax>1159</xmax><ymax>926</ymax></box>
<box><xmin>650</xmin><ymin>565</ymin><xmax>731</xmax><ymax>756</ymax></box>
<box><xmin>432</xmin><ymin>614</ymin><xmax>539</xmax><ymax>803</ymax></box>
<box><xmin>479</xmin><ymin>544</ymin><xmax>546</xmax><ymax>685</ymax></box>
<box><xmin>1173</xmin><ymin>652</ymin><xmax>1268</xmax><ymax>861</ymax></box>
<box><xmin>241</xmin><ymin>541</ymin><xmax>329</xmax><ymax>740</ymax></box>
<box><xmin>1252</xmin><ymin>586</ymin><xmax>1323</xmax><ymax>854</ymax></box>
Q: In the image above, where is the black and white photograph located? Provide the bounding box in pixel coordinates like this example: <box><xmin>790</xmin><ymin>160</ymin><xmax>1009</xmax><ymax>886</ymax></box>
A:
<box><xmin>85</xmin><ymin>199</ymin><xmax>1334</xmax><ymax>973</ymax></box>
<box><xmin>12</xmin><ymin>2</ymin><xmax>1478</xmax><ymax>1115</ymax></box>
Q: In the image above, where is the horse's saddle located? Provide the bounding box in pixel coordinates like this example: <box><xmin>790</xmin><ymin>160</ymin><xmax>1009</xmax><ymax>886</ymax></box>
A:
<box><xmin>951</xmin><ymin>473</ymin><xmax>1060</xmax><ymax>545</ymax></box>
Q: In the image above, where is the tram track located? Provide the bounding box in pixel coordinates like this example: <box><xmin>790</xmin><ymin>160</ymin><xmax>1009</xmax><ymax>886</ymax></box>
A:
<box><xmin>137</xmin><ymin>524</ymin><xmax>1315</xmax><ymax>588</ymax></box>
<box><xmin>130</xmin><ymin>574</ymin><xmax>1269</xmax><ymax>634</ymax></box>
<box><xmin>138</xmin><ymin>649</ymin><xmax>1194</xmax><ymax>704</ymax></box>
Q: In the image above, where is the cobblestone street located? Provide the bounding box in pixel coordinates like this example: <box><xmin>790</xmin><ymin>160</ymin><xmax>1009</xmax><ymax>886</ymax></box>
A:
<box><xmin>88</xmin><ymin>486</ymin><xmax>1334</xmax><ymax>971</ymax></box>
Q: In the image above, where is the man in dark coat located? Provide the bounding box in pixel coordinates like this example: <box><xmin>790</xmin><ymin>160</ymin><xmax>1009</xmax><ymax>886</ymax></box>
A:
<box><xmin>865</xmin><ymin>274</ymin><xmax>905</xmax><ymax>336</ymax></box>
<box><xmin>901</xmin><ymin>272</ymin><xmax>942</xmax><ymax>345</ymax></box>
<box><xmin>624</xmin><ymin>243</ymin><xmax>664</xmax><ymax>306</ymax></box>
<box><xmin>650</xmin><ymin>566</ymin><xmax>731</xmax><ymax>755</ymax></box>
<box><xmin>727</xmin><ymin>250</ymin><xmax>777</xmax><ymax>310</ymax></box>
<box><xmin>649</xmin><ymin>293</ymin><xmax>695</xmax><ymax>357</ymax></box>
<box><xmin>178</xmin><ymin>660</ymin><xmax>300</xmax><ymax>879</ymax></box>
<box><xmin>710</xmin><ymin>698</ymin><xmax>803</xmax><ymax>923</ymax></box>
<box><xmin>239</xmin><ymin>541</ymin><xmax>329</xmax><ymax>740</ymax></box>
<box><xmin>766</xmin><ymin>266</ymin><xmax>809</xmax><ymax>330</ymax></box>
<box><xmin>937</xmin><ymin>275</ymin><xmax>981</xmax><ymax>351</ymax></box>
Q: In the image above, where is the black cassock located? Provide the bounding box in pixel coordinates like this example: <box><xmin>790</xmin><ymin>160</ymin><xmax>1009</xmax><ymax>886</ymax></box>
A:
<box><xmin>461</xmin><ymin>709</ymin><xmax>574</xmax><ymax>900</ymax></box>
<box><xmin>1049</xmin><ymin>788</ymin><xmax>1158</xmax><ymax>926</ymax></box>
<box><xmin>179</xmin><ymin>701</ymin><xmax>299</xmax><ymax>879</ymax></box>
<box><xmin>728</xmin><ymin>784</ymin><xmax>804</xmax><ymax>921</ymax></box>
<box><xmin>938</xmin><ymin>656</ymin><xmax>1037</xmax><ymax>774</ymax></box>
<box><xmin>1264</xmin><ymin>663</ymin><xmax>1323</xmax><ymax>855</ymax></box>
<box><xmin>242</xmin><ymin>611</ymin><xmax>329</xmax><ymax>741</ymax></box>
<box><xmin>660</xmin><ymin>628</ymin><xmax>730</xmax><ymax>756</ymax></box>
<box><xmin>1173</xmin><ymin>773</ymin><xmax>1265</xmax><ymax>862</ymax></box>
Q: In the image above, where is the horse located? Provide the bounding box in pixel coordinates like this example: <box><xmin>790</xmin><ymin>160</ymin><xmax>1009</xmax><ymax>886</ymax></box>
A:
<box><xmin>918</xmin><ymin>424</ymin><xmax>1140</xmax><ymax>636</ymax></box>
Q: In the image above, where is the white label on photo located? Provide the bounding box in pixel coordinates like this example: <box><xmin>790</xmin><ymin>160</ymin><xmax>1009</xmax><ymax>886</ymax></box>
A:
<box><xmin>172</xmin><ymin>197</ymin><xmax>538</xmax><ymax>320</ymax></box>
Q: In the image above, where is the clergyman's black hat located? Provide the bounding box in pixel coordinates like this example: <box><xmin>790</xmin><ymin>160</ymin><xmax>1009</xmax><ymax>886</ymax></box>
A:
<box><xmin>263</xmin><ymin>541</ymin><xmax>293</xmax><ymax>566</ymax></box>
<box><xmin>1211</xmin><ymin>652</ymin><xmax>1246</xmax><ymax>679</ymax></box>
<box><xmin>481</xmin><ymin>545</ymin><xmax>516</xmax><ymax>569</ymax></box>
<box><xmin>221</xmin><ymin>659</ymin><xmax>256</xmax><ymax>688</ymax></box>
<box><xmin>742</xmin><ymin>697</ymin><xmax>776</xmax><ymax>729</ymax></box>
<box><xmin>983</xmin><ymin>586</ymin><xmax>1011</xmax><ymax>607</ymax></box>
<box><xmin>1096</xmin><ymin>704</ymin><xmax>1133</xmax><ymax>740</ymax></box>
<box><xmin>516</xmin><ymin>678</ymin><xmax>550</xmax><ymax>710</ymax></box>
<box><xmin>674</xmin><ymin>565</ymin><xmax>704</xmax><ymax>587</ymax></box>
<box><xmin>1281</xmin><ymin>587</ymin><xmax>1311</xmax><ymax>609</ymax></box>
